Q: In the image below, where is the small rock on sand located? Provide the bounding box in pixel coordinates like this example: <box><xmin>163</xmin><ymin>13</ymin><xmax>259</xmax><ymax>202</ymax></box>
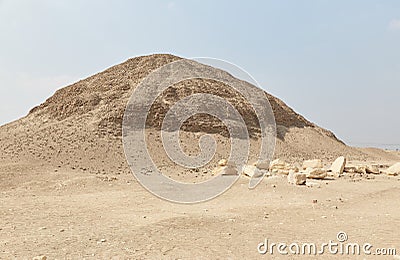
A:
<box><xmin>287</xmin><ymin>171</ymin><xmax>306</xmax><ymax>185</ymax></box>
<box><xmin>306</xmin><ymin>181</ymin><xmax>321</xmax><ymax>188</ymax></box>
<box><xmin>33</xmin><ymin>256</ymin><xmax>47</xmax><ymax>260</ymax></box>
<box><xmin>213</xmin><ymin>165</ymin><xmax>238</xmax><ymax>176</ymax></box>
<box><xmin>242</xmin><ymin>165</ymin><xmax>262</xmax><ymax>178</ymax></box>
<box><xmin>218</xmin><ymin>159</ymin><xmax>228</xmax><ymax>167</ymax></box>
<box><xmin>254</xmin><ymin>160</ymin><xmax>270</xmax><ymax>170</ymax></box>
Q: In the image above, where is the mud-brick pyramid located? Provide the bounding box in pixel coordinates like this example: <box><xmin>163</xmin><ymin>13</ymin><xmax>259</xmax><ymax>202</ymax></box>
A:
<box><xmin>0</xmin><ymin>54</ymin><xmax>368</xmax><ymax>175</ymax></box>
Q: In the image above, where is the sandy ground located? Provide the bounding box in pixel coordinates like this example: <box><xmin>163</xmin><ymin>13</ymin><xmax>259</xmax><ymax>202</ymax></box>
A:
<box><xmin>1</xmin><ymin>161</ymin><xmax>400</xmax><ymax>259</ymax></box>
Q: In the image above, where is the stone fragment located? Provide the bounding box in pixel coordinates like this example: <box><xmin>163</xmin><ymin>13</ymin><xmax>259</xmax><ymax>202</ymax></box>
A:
<box><xmin>305</xmin><ymin>168</ymin><xmax>327</xmax><ymax>179</ymax></box>
<box><xmin>254</xmin><ymin>160</ymin><xmax>270</xmax><ymax>170</ymax></box>
<box><xmin>344</xmin><ymin>165</ymin><xmax>367</xmax><ymax>174</ymax></box>
<box><xmin>218</xmin><ymin>159</ymin><xmax>228</xmax><ymax>167</ymax></box>
<box><xmin>213</xmin><ymin>160</ymin><xmax>239</xmax><ymax>176</ymax></box>
<box><xmin>33</xmin><ymin>256</ymin><xmax>47</xmax><ymax>260</ymax></box>
<box><xmin>355</xmin><ymin>166</ymin><xmax>367</xmax><ymax>174</ymax></box>
<box><xmin>344</xmin><ymin>166</ymin><xmax>356</xmax><ymax>173</ymax></box>
<box><xmin>287</xmin><ymin>170</ymin><xmax>306</xmax><ymax>185</ymax></box>
<box><xmin>385</xmin><ymin>162</ymin><xmax>400</xmax><ymax>176</ymax></box>
<box><xmin>365</xmin><ymin>164</ymin><xmax>380</xmax><ymax>174</ymax></box>
<box><xmin>242</xmin><ymin>165</ymin><xmax>260</xmax><ymax>178</ymax></box>
<box><xmin>329</xmin><ymin>156</ymin><xmax>346</xmax><ymax>176</ymax></box>
<box><xmin>302</xmin><ymin>159</ymin><xmax>323</xmax><ymax>170</ymax></box>
<box><xmin>213</xmin><ymin>165</ymin><xmax>238</xmax><ymax>176</ymax></box>
<box><xmin>269</xmin><ymin>159</ymin><xmax>287</xmax><ymax>170</ymax></box>
<box><xmin>306</xmin><ymin>181</ymin><xmax>321</xmax><ymax>188</ymax></box>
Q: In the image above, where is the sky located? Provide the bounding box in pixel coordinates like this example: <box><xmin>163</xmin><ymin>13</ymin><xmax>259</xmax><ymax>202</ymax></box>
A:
<box><xmin>0</xmin><ymin>0</ymin><xmax>399</xmax><ymax>147</ymax></box>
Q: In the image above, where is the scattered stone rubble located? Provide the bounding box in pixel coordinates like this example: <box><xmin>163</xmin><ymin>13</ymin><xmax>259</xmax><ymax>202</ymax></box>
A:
<box><xmin>268</xmin><ymin>159</ymin><xmax>297</xmax><ymax>175</ymax></box>
<box><xmin>212</xmin><ymin>156</ymin><xmax>400</xmax><ymax>186</ymax></box>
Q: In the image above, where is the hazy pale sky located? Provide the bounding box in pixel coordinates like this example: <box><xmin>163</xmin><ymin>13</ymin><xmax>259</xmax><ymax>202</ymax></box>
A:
<box><xmin>0</xmin><ymin>0</ymin><xmax>399</xmax><ymax>147</ymax></box>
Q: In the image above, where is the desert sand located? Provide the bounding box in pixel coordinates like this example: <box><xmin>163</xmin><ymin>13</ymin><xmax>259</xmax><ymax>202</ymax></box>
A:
<box><xmin>1</xmin><ymin>54</ymin><xmax>400</xmax><ymax>259</ymax></box>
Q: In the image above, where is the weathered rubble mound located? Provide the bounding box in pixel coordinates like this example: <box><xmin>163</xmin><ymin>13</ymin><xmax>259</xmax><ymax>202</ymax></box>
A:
<box><xmin>0</xmin><ymin>54</ymin><xmax>387</xmax><ymax>176</ymax></box>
